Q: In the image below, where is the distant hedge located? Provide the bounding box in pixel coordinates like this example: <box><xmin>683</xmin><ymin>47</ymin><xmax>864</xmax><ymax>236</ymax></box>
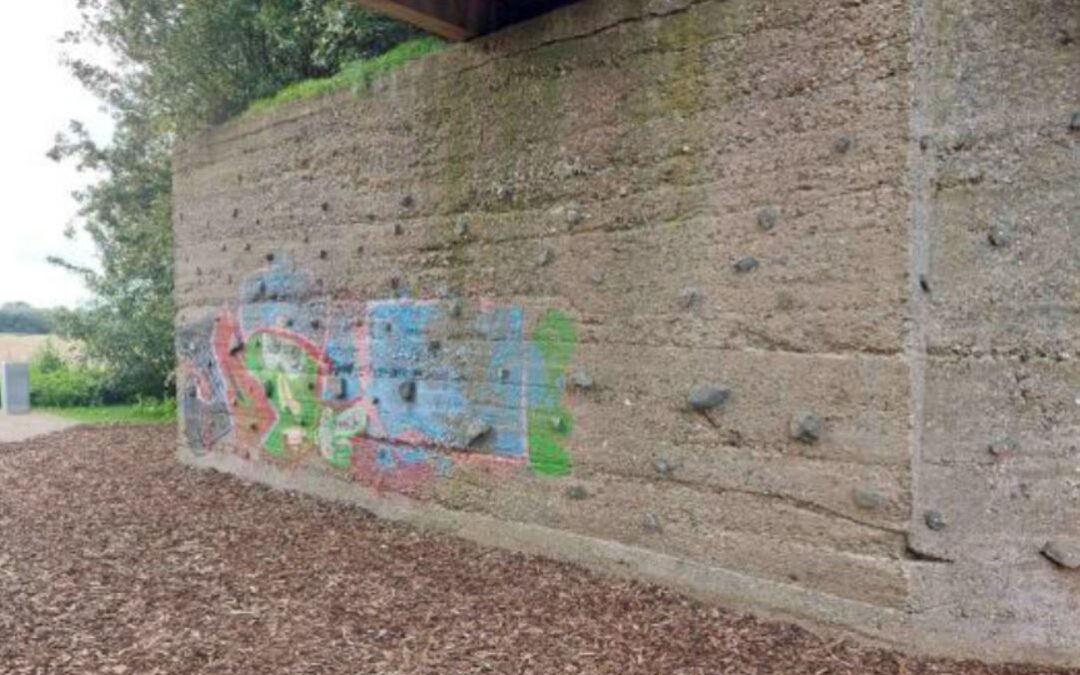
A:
<box><xmin>0</xmin><ymin>303</ymin><xmax>54</xmax><ymax>335</ymax></box>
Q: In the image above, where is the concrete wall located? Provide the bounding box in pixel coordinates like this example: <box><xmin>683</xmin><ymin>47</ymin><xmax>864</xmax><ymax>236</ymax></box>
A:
<box><xmin>172</xmin><ymin>0</ymin><xmax>1080</xmax><ymax>665</ymax></box>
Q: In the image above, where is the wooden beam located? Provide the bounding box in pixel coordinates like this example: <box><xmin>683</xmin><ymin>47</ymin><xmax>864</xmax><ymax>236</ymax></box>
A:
<box><xmin>355</xmin><ymin>0</ymin><xmax>582</xmax><ymax>40</ymax></box>
<box><xmin>355</xmin><ymin>0</ymin><xmax>472</xmax><ymax>40</ymax></box>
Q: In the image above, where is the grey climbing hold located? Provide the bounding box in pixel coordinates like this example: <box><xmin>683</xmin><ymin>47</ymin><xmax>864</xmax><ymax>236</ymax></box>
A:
<box><xmin>463</xmin><ymin>420</ymin><xmax>493</xmax><ymax>447</ymax></box>
<box><xmin>988</xmin><ymin>436</ymin><xmax>1018</xmax><ymax>459</ymax></box>
<box><xmin>1070</xmin><ymin>112</ymin><xmax>1080</xmax><ymax>132</ymax></box>
<box><xmin>394</xmin><ymin>224</ymin><xmax>404</xmax><ymax>236</ymax></box>
<box><xmin>833</xmin><ymin>134</ymin><xmax>854</xmax><ymax>154</ymax></box>
<box><xmin>398</xmin><ymin>380</ymin><xmax>417</xmax><ymax>403</ymax></box>
<box><xmin>678</xmin><ymin>287</ymin><xmax>703</xmax><ymax>310</ymax></box>
<box><xmin>571</xmin><ymin>370</ymin><xmax>594</xmax><ymax>391</ymax></box>
<box><xmin>589</xmin><ymin>269</ymin><xmax>605</xmax><ymax>285</ymax></box>
<box><xmin>319</xmin><ymin>250</ymin><xmax>329</xmax><ymax>260</ymax></box>
<box><xmin>919</xmin><ymin>274</ymin><xmax>931</xmax><ymax>293</ymax></box>
<box><xmin>495</xmin><ymin>183</ymin><xmax>514</xmax><ymax>202</ymax></box>
<box><xmin>329</xmin><ymin>378</ymin><xmax>347</xmax><ymax>400</ymax></box>
<box><xmin>537</xmin><ymin>248</ymin><xmax>555</xmax><ymax>267</ymax></box>
<box><xmin>401</xmin><ymin>194</ymin><xmax>415</xmax><ymax>208</ymax></box>
<box><xmin>449</xmin><ymin>299</ymin><xmax>464</xmax><ymax>318</ymax></box>
<box><xmin>688</xmin><ymin>385</ymin><xmax>731</xmax><ymax>412</ymax></box>
<box><xmin>643</xmin><ymin>512</ymin><xmax>663</xmax><ymax>533</ymax></box>
<box><xmin>454</xmin><ymin>218</ymin><xmax>469</xmax><ymax>238</ymax></box>
<box><xmin>734</xmin><ymin>257</ymin><xmax>759</xmax><ymax>273</ymax></box>
<box><xmin>790</xmin><ymin>410</ymin><xmax>822</xmax><ymax>444</ymax></box>
<box><xmin>852</xmin><ymin>487</ymin><xmax>888</xmax><ymax>511</ymax></box>
<box><xmin>987</xmin><ymin>223</ymin><xmax>1012</xmax><ymax>248</ymax></box>
<box><xmin>565</xmin><ymin>208</ymin><xmax>584</xmax><ymax>228</ymax></box>
<box><xmin>565</xmin><ymin>485</ymin><xmax>589</xmax><ymax>500</ymax></box>
<box><xmin>228</xmin><ymin>335</ymin><xmax>244</xmax><ymax>356</ymax></box>
<box><xmin>499</xmin><ymin>367</ymin><xmax>511</xmax><ymax>382</ymax></box>
<box><xmin>1042</xmin><ymin>539</ymin><xmax>1080</xmax><ymax>569</ymax></box>
<box><xmin>653</xmin><ymin>457</ymin><xmax>678</xmax><ymax>478</ymax></box>
<box><xmin>924</xmin><ymin>510</ymin><xmax>948</xmax><ymax>532</ymax></box>
<box><xmin>757</xmin><ymin>207</ymin><xmax>780</xmax><ymax>231</ymax></box>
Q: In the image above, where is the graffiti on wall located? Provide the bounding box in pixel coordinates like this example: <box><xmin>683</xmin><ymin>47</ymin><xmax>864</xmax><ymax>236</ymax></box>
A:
<box><xmin>179</xmin><ymin>258</ymin><xmax>578</xmax><ymax>497</ymax></box>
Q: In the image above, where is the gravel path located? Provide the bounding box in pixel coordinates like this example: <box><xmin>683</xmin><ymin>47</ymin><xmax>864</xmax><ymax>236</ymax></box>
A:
<box><xmin>0</xmin><ymin>412</ymin><xmax>77</xmax><ymax>443</ymax></box>
<box><xmin>0</xmin><ymin>425</ymin><xmax>1074</xmax><ymax>675</ymax></box>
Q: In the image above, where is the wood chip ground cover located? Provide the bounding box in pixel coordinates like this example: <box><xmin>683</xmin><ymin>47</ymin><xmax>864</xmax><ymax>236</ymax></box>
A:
<box><xmin>0</xmin><ymin>426</ymin><xmax>1074</xmax><ymax>674</ymax></box>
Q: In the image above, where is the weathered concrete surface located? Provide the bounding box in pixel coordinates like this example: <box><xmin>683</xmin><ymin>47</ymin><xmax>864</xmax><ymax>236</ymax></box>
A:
<box><xmin>172</xmin><ymin>0</ymin><xmax>1080</xmax><ymax>666</ymax></box>
<box><xmin>0</xmin><ymin>412</ymin><xmax>78</xmax><ymax>444</ymax></box>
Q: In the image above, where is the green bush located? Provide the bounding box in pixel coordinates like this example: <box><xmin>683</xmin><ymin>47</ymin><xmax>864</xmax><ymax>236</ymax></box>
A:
<box><xmin>28</xmin><ymin>342</ymin><xmax>112</xmax><ymax>407</ymax></box>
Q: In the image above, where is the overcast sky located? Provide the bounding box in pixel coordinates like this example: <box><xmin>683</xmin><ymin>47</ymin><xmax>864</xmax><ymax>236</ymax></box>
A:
<box><xmin>0</xmin><ymin>1</ymin><xmax>113</xmax><ymax>309</ymax></box>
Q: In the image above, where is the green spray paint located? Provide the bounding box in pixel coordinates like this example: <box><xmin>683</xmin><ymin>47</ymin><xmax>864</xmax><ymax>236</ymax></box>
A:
<box><xmin>527</xmin><ymin>310</ymin><xmax>577</xmax><ymax>476</ymax></box>
<box><xmin>245</xmin><ymin>334</ymin><xmax>322</xmax><ymax>456</ymax></box>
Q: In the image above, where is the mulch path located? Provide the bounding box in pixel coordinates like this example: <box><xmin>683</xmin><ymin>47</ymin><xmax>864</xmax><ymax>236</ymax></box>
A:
<box><xmin>0</xmin><ymin>425</ymin><xmax>1074</xmax><ymax>675</ymax></box>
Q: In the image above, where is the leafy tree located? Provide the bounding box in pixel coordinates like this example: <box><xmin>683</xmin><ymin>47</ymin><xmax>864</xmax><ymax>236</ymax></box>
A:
<box><xmin>49</xmin><ymin>0</ymin><xmax>419</xmax><ymax>400</ymax></box>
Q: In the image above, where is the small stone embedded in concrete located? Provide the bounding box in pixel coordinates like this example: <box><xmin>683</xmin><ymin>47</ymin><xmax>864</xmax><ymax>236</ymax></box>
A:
<box><xmin>688</xmin><ymin>385</ymin><xmax>731</xmax><ymax>412</ymax></box>
<box><xmin>321</xmin><ymin>202</ymin><xmax>330</xmax><ymax>212</ymax></box>
<box><xmin>565</xmin><ymin>485</ymin><xmax>589</xmax><ymax>500</ymax></box>
<box><xmin>394</xmin><ymin>224</ymin><xmax>404</xmax><ymax>236</ymax></box>
<box><xmin>790</xmin><ymin>410</ymin><xmax>822</xmax><ymax>444</ymax></box>
<box><xmin>734</xmin><ymin>256</ymin><xmax>759</xmax><ymax>273</ymax></box>
<box><xmin>401</xmin><ymin>194</ymin><xmax>415</xmax><ymax>208</ymax></box>
<box><xmin>1042</xmin><ymin>539</ymin><xmax>1080</xmax><ymax>569</ymax></box>
<box><xmin>988</xmin><ymin>436</ymin><xmax>1018</xmax><ymax>459</ymax></box>
<box><xmin>398</xmin><ymin>380</ymin><xmax>417</xmax><ymax>403</ymax></box>
<box><xmin>678</xmin><ymin>287</ymin><xmax>703</xmax><ymax>310</ymax></box>
<box><xmin>319</xmin><ymin>250</ymin><xmax>329</xmax><ymax>260</ymax></box>
<box><xmin>1070</xmin><ymin>112</ymin><xmax>1080</xmax><ymax>132</ymax></box>
<box><xmin>757</xmin><ymin>207</ymin><xmax>780</xmax><ymax>231</ymax></box>
<box><xmin>571</xmin><ymin>370</ymin><xmax>594</xmax><ymax>391</ymax></box>
<box><xmin>643</xmin><ymin>512</ymin><xmax>663</xmax><ymax>533</ymax></box>
<box><xmin>537</xmin><ymin>248</ymin><xmax>555</xmax><ymax>267</ymax></box>
<box><xmin>852</xmin><ymin>487</ymin><xmax>888</xmax><ymax>511</ymax></box>
<box><xmin>924</xmin><ymin>510</ymin><xmax>948</xmax><ymax>532</ymax></box>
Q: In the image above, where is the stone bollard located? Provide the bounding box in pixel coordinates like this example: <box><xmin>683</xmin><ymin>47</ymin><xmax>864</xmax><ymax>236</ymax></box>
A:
<box><xmin>1</xmin><ymin>363</ymin><xmax>30</xmax><ymax>415</ymax></box>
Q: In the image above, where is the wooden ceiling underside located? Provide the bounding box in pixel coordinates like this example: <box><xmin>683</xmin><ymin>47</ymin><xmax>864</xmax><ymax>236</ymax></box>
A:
<box><xmin>355</xmin><ymin>0</ymin><xmax>580</xmax><ymax>40</ymax></box>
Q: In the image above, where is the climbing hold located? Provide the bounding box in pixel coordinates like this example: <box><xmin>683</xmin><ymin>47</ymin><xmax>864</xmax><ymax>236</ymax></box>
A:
<box><xmin>462</xmin><ymin>420</ymin><xmax>493</xmax><ymax>447</ymax></box>
<box><xmin>833</xmin><ymin>134</ymin><xmax>854</xmax><ymax>154</ymax></box>
<box><xmin>988</xmin><ymin>436</ymin><xmax>1018</xmax><ymax>459</ymax></box>
<box><xmin>401</xmin><ymin>194</ymin><xmax>415</xmax><ymax>208</ymax></box>
<box><xmin>924</xmin><ymin>510</ymin><xmax>948</xmax><ymax>532</ymax></box>
<box><xmin>565</xmin><ymin>207</ymin><xmax>584</xmax><ymax>228</ymax></box>
<box><xmin>449</xmin><ymin>299</ymin><xmax>463</xmax><ymax>318</ymax></box>
<box><xmin>571</xmin><ymin>370</ymin><xmax>594</xmax><ymax>391</ymax></box>
<box><xmin>757</xmin><ymin>207</ymin><xmax>780</xmax><ymax>231</ymax></box>
<box><xmin>919</xmin><ymin>274</ymin><xmax>931</xmax><ymax>293</ymax></box>
<box><xmin>1042</xmin><ymin>539</ymin><xmax>1080</xmax><ymax>569</ymax></box>
<box><xmin>987</xmin><ymin>223</ymin><xmax>1013</xmax><ymax>248</ymax></box>
<box><xmin>319</xmin><ymin>250</ymin><xmax>329</xmax><ymax>260</ymax></box>
<box><xmin>1070</xmin><ymin>112</ymin><xmax>1080</xmax><ymax>132</ymax></box>
<box><xmin>678</xmin><ymin>287</ymin><xmax>703</xmax><ymax>310</ymax></box>
<box><xmin>565</xmin><ymin>485</ymin><xmax>589</xmax><ymax>500</ymax></box>
<box><xmin>550</xmin><ymin>416</ymin><xmax>567</xmax><ymax>433</ymax></box>
<box><xmin>852</xmin><ymin>487</ymin><xmax>888</xmax><ymax>511</ymax></box>
<box><xmin>321</xmin><ymin>202</ymin><xmax>330</xmax><ymax>212</ymax></box>
<box><xmin>653</xmin><ymin>457</ymin><xmax>678</xmax><ymax>478</ymax></box>
<box><xmin>499</xmin><ymin>367</ymin><xmax>511</xmax><ymax>382</ymax></box>
<box><xmin>398</xmin><ymin>380</ymin><xmax>417</xmax><ymax>403</ymax></box>
<box><xmin>734</xmin><ymin>257</ymin><xmax>759</xmax><ymax>273</ymax></box>
<box><xmin>537</xmin><ymin>248</ymin><xmax>555</xmax><ymax>267</ymax></box>
<box><xmin>228</xmin><ymin>335</ymin><xmax>244</xmax><ymax>356</ymax></box>
<box><xmin>790</xmin><ymin>410</ymin><xmax>822</xmax><ymax>444</ymax></box>
<box><xmin>454</xmin><ymin>218</ymin><xmax>469</xmax><ymax>239</ymax></box>
<box><xmin>688</xmin><ymin>385</ymin><xmax>731</xmax><ymax>412</ymax></box>
<box><xmin>394</xmin><ymin>224</ymin><xmax>404</xmax><ymax>236</ymax></box>
<box><xmin>265</xmin><ymin>253</ymin><xmax>275</xmax><ymax>263</ymax></box>
<box><xmin>643</xmin><ymin>512</ymin><xmax>663</xmax><ymax>533</ymax></box>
